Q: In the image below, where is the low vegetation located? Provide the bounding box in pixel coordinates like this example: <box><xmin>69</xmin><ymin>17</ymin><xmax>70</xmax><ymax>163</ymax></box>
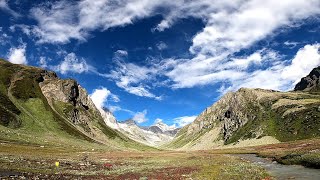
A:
<box><xmin>0</xmin><ymin>142</ymin><xmax>270</xmax><ymax>179</ymax></box>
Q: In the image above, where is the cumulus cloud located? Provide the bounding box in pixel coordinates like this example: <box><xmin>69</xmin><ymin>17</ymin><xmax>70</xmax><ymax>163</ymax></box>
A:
<box><xmin>173</xmin><ymin>115</ymin><xmax>197</xmax><ymax>127</ymax></box>
<box><xmin>52</xmin><ymin>53</ymin><xmax>92</xmax><ymax>74</ymax></box>
<box><xmin>0</xmin><ymin>27</ymin><xmax>11</xmax><ymax>44</ymax></box>
<box><xmin>90</xmin><ymin>87</ymin><xmax>120</xmax><ymax>110</ymax></box>
<box><xmin>7</xmin><ymin>45</ymin><xmax>27</xmax><ymax>64</ymax></box>
<box><xmin>223</xmin><ymin>44</ymin><xmax>320</xmax><ymax>92</ymax></box>
<box><xmin>190</xmin><ymin>0</ymin><xmax>320</xmax><ymax>56</ymax></box>
<box><xmin>132</xmin><ymin>110</ymin><xmax>148</xmax><ymax>123</ymax></box>
<box><xmin>281</xmin><ymin>44</ymin><xmax>320</xmax><ymax>85</ymax></box>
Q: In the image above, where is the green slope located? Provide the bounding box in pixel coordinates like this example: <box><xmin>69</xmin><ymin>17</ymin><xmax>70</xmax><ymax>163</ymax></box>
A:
<box><xmin>0</xmin><ymin>59</ymin><xmax>154</xmax><ymax>151</ymax></box>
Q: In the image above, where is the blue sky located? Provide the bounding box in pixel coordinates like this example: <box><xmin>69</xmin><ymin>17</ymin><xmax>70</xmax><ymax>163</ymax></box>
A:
<box><xmin>0</xmin><ymin>0</ymin><xmax>320</xmax><ymax>127</ymax></box>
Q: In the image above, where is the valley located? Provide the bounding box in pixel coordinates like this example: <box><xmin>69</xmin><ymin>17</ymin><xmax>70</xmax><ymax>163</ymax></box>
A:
<box><xmin>0</xmin><ymin>138</ymin><xmax>319</xmax><ymax>179</ymax></box>
<box><xmin>0</xmin><ymin>59</ymin><xmax>319</xmax><ymax>179</ymax></box>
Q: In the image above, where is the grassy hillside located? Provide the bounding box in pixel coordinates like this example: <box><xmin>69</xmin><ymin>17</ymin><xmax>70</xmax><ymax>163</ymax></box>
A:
<box><xmin>0</xmin><ymin>59</ymin><xmax>154</xmax><ymax>151</ymax></box>
<box><xmin>167</xmin><ymin>88</ymin><xmax>320</xmax><ymax>150</ymax></box>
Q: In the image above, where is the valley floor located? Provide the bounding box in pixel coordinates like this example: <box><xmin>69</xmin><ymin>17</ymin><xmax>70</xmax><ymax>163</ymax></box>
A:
<box><xmin>0</xmin><ymin>139</ymin><xmax>319</xmax><ymax>179</ymax></box>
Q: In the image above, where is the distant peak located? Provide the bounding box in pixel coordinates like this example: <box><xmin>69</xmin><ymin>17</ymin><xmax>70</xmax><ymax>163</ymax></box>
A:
<box><xmin>153</xmin><ymin>121</ymin><xmax>176</xmax><ymax>132</ymax></box>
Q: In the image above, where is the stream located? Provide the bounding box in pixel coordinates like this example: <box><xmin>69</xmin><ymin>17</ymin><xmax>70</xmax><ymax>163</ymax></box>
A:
<box><xmin>234</xmin><ymin>154</ymin><xmax>320</xmax><ymax>180</ymax></box>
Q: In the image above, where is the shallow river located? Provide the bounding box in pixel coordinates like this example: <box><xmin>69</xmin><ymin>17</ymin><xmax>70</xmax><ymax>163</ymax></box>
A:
<box><xmin>234</xmin><ymin>154</ymin><xmax>320</xmax><ymax>180</ymax></box>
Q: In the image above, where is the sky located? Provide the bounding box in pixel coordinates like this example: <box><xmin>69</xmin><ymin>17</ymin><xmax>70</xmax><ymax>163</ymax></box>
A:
<box><xmin>0</xmin><ymin>0</ymin><xmax>320</xmax><ymax>128</ymax></box>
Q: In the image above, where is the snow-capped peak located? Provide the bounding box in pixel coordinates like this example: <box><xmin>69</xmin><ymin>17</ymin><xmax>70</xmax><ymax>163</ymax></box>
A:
<box><xmin>153</xmin><ymin>121</ymin><xmax>176</xmax><ymax>132</ymax></box>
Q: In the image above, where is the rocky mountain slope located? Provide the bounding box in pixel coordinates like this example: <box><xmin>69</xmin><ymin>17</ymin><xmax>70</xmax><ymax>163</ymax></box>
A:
<box><xmin>0</xmin><ymin>59</ymin><xmax>152</xmax><ymax>150</ymax></box>
<box><xmin>167</xmin><ymin>66</ymin><xmax>320</xmax><ymax>150</ymax></box>
<box><xmin>294</xmin><ymin>66</ymin><xmax>320</xmax><ymax>92</ymax></box>
<box><xmin>101</xmin><ymin>108</ymin><xmax>179</xmax><ymax>147</ymax></box>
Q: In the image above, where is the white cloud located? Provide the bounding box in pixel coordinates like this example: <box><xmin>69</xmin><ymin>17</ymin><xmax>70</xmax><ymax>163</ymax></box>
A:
<box><xmin>90</xmin><ymin>87</ymin><xmax>120</xmax><ymax>110</ymax></box>
<box><xmin>284</xmin><ymin>41</ymin><xmax>299</xmax><ymax>49</ymax></box>
<box><xmin>20</xmin><ymin>0</ymin><xmax>320</xmax><ymax>96</ymax></box>
<box><xmin>132</xmin><ymin>109</ymin><xmax>148</xmax><ymax>123</ymax></box>
<box><xmin>108</xmin><ymin>105</ymin><xmax>134</xmax><ymax>114</ymax></box>
<box><xmin>23</xmin><ymin>0</ymin><xmax>163</xmax><ymax>44</ymax></box>
<box><xmin>0</xmin><ymin>27</ymin><xmax>11</xmax><ymax>44</ymax></box>
<box><xmin>154</xmin><ymin>118</ymin><xmax>163</xmax><ymax>124</ymax></box>
<box><xmin>29</xmin><ymin>1</ymin><xmax>86</xmax><ymax>44</ymax></box>
<box><xmin>220</xmin><ymin>44</ymin><xmax>320</xmax><ymax>92</ymax></box>
<box><xmin>7</xmin><ymin>45</ymin><xmax>27</xmax><ymax>64</ymax></box>
<box><xmin>107</xmin><ymin>43</ymin><xmax>319</xmax><ymax>95</ymax></box>
<box><xmin>102</xmin><ymin>51</ymin><xmax>162</xmax><ymax>99</ymax></box>
<box><xmin>159</xmin><ymin>0</ymin><xmax>320</xmax><ymax>89</ymax></box>
<box><xmin>190</xmin><ymin>0</ymin><xmax>320</xmax><ymax>57</ymax></box>
<box><xmin>53</xmin><ymin>53</ymin><xmax>91</xmax><ymax>74</ymax></box>
<box><xmin>24</xmin><ymin>0</ymin><xmax>319</xmax><ymax>46</ymax></box>
<box><xmin>114</xmin><ymin>50</ymin><xmax>128</xmax><ymax>57</ymax></box>
<box><xmin>39</xmin><ymin>56</ymin><xmax>48</xmax><ymax>68</ymax></box>
<box><xmin>0</xmin><ymin>0</ymin><xmax>20</xmax><ymax>17</ymax></box>
<box><xmin>156</xmin><ymin>41</ymin><xmax>167</xmax><ymax>50</ymax></box>
<box><xmin>281</xmin><ymin>44</ymin><xmax>320</xmax><ymax>85</ymax></box>
<box><xmin>108</xmin><ymin>105</ymin><xmax>121</xmax><ymax>113</ymax></box>
<box><xmin>173</xmin><ymin>115</ymin><xmax>197</xmax><ymax>127</ymax></box>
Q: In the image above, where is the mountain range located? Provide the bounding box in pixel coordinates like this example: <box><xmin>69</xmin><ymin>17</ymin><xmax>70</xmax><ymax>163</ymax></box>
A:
<box><xmin>100</xmin><ymin>107</ymin><xmax>179</xmax><ymax>146</ymax></box>
<box><xmin>0</xmin><ymin>58</ymin><xmax>319</xmax><ymax>150</ymax></box>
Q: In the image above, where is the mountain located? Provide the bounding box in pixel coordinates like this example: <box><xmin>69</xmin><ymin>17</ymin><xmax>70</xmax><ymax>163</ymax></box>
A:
<box><xmin>167</xmin><ymin>67</ymin><xmax>320</xmax><ymax>150</ymax></box>
<box><xmin>0</xmin><ymin>58</ymin><xmax>152</xmax><ymax>150</ymax></box>
<box><xmin>100</xmin><ymin>109</ymin><xmax>179</xmax><ymax>147</ymax></box>
<box><xmin>294</xmin><ymin>66</ymin><xmax>320</xmax><ymax>92</ymax></box>
<box><xmin>143</xmin><ymin>121</ymin><xmax>180</xmax><ymax>136</ymax></box>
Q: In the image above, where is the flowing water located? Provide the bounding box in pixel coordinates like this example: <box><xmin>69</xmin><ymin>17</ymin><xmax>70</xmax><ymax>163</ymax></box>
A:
<box><xmin>234</xmin><ymin>154</ymin><xmax>320</xmax><ymax>180</ymax></box>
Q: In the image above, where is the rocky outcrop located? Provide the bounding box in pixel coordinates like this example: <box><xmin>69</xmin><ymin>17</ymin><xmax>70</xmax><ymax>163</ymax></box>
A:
<box><xmin>187</xmin><ymin>88</ymin><xmax>269</xmax><ymax>142</ymax></box>
<box><xmin>294</xmin><ymin>66</ymin><xmax>320</xmax><ymax>92</ymax></box>
<box><xmin>39</xmin><ymin>76</ymin><xmax>100</xmax><ymax>134</ymax></box>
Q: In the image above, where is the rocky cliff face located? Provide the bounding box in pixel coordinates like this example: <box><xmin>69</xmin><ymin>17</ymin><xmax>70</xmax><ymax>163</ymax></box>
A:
<box><xmin>187</xmin><ymin>89</ymin><xmax>264</xmax><ymax>142</ymax></box>
<box><xmin>294</xmin><ymin>66</ymin><xmax>320</xmax><ymax>92</ymax></box>
<box><xmin>168</xmin><ymin>68</ymin><xmax>320</xmax><ymax>150</ymax></box>
<box><xmin>39</xmin><ymin>76</ymin><xmax>99</xmax><ymax>135</ymax></box>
